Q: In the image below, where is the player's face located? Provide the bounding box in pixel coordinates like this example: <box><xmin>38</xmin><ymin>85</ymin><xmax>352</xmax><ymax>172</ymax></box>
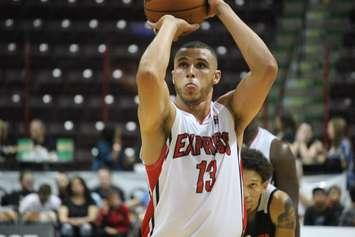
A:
<box><xmin>172</xmin><ymin>48</ymin><xmax>220</xmax><ymax>105</ymax></box>
<box><xmin>243</xmin><ymin>169</ymin><xmax>268</xmax><ymax>213</ymax></box>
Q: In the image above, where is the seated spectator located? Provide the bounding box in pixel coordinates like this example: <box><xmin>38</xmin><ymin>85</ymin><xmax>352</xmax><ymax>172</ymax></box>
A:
<box><xmin>96</xmin><ymin>189</ymin><xmax>130</xmax><ymax>237</ymax></box>
<box><xmin>326</xmin><ymin>185</ymin><xmax>344</xmax><ymax>224</ymax></box>
<box><xmin>29</xmin><ymin>119</ymin><xmax>55</xmax><ymax>151</ymax></box>
<box><xmin>326</xmin><ymin>117</ymin><xmax>354</xmax><ymax>187</ymax></box>
<box><xmin>92</xmin><ymin>168</ymin><xmax>125</xmax><ymax>203</ymax></box>
<box><xmin>339</xmin><ymin>185</ymin><xmax>355</xmax><ymax>226</ymax></box>
<box><xmin>19</xmin><ymin>183</ymin><xmax>61</xmax><ymax>223</ymax></box>
<box><xmin>0</xmin><ymin>119</ymin><xmax>16</xmax><ymax>161</ymax></box>
<box><xmin>56</xmin><ymin>171</ymin><xmax>69</xmax><ymax>202</ymax></box>
<box><xmin>274</xmin><ymin>111</ymin><xmax>296</xmax><ymax>144</ymax></box>
<box><xmin>1</xmin><ymin>170</ymin><xmax>34</xmax><ymax>208</ymax></box>
<box><xmin>304</xmin><ymin>187</ymin><xmax>337</xmax><ymax>226</ymax></box>
<box><xmin>59</xmin><ymin>176</ymin><xmax>98</xmax><ymax>237</ymax></box>
<box><xmin>92</xmin><ymin>126</ymin><xmax>125</xmax><ymax>171</ymax></box>
<box><xmin>291</xmin><ymin>123</ymin><xmax>326</xmax><ymax>164</ymax></box>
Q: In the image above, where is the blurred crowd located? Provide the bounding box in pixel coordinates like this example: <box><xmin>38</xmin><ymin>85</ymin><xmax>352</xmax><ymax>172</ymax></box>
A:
<box><xmin>0</xmin><ymin>169</ymin><xmax>148</xmax><ymax>237</ymax></box>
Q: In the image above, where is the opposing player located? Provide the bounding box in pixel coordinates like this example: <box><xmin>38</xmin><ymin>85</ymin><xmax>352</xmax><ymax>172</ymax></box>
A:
<box><xmin>242</xmin><ymin>148</ymin><xmax>296</xmax><ymax>237</ymax></box>
<box><xmin>136</xmin><ymin>0</ymin><xmax>278</xmax><ymax>236</ymax></box>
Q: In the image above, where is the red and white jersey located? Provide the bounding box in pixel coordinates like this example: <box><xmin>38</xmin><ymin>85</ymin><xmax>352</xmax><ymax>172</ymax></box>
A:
<box><xmin>141</xmin><ymin>102</ymin><xmax>245</xmax><ymax>237</ymax></box>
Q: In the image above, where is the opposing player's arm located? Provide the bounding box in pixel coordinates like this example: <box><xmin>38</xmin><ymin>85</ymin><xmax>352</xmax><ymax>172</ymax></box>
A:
<box><xmin>270</xmin><ymin>140</ymin><xmax>299</xmax><ymax>207</ymax></box>
<box><xmin>215</xmin><ymin>1</ymin><xmax>277</xmax><ymax>133</ymax></box>
<box><xmin>136</xmin><ymin>16</ymin><xmax>199</xmax><ymax>165</ymax></box>
<box><xmin>270</xmin><ymin>191</ymin><xmax>296</xmax><ymax>237</ymax></box>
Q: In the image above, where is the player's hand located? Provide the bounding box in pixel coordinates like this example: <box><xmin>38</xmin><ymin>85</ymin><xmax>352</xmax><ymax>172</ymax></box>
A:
<box><xmin>207</xmin><ymin>0</ymin><xmax>223</xmax><ymax>18</ymax></box>
<box><xmin>147</xmin><ymin>15</ymin><xmax>199</xmax><ymax>41</ymax></box>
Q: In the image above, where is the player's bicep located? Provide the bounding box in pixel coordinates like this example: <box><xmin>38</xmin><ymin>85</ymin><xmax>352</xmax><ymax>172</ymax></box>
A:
<box><xmin>136</xmin><ymin>70</ymin><xmax>172</xmax><ymax>132</ymax></box>
<box><xmin>231</xmin><ymin>69</ymin><xmax>276</xmax><ymax>130</ymax></box>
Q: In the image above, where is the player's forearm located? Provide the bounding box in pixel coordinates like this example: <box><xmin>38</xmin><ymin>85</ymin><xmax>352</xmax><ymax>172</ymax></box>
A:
<box><xmin>216</xmin><ymin>2</ymin><xmax>277</xmax><ymax>75</ymax></box>
<box><xmin>137</xmin><ymin>20</ymin><xmax>177</xmax><ymax>81</ymax></box>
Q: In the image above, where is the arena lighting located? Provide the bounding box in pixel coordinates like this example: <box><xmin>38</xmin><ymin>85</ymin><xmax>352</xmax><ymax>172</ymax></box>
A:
<box><xmin>95</xmin><ymin>0</ymin><xmax>104</xmax><ymax>4</ymax></box>
<box><xmin>122</xmin><ymin>0</ymin><xmax>131</xmax><ymax>5</ymax></box>
<box><xmin>217</xmin><ymin>46</ymin><xmax>227</xmax><ymax>55</ymax></box>
<box><xmin>128</xmin><ymin>44</ymin><xmax>138</xmax><ymax>54</ymax></box>
<box><xmin>98</xmin><ymin>44</ymin><xmax>106</xmax><ymax>53</ymax></box>
<box><xmin>104</xmin><ymin>95</ymin><xmax>114</xmax><ymax>104</ymax></box>
<box><xmin>39</xmin><ymin>43</ymin><xmax>48</xmax><ymax>52</ymax></box>
<box><xmin>91</xmin><ymin>147</ymin><xmax>99</xmax><ymax>156</ymax></box>
<box><xmin>116</xmin><ymin>20</ymin><xmax>127</xmax><ymax>29</ymax></box>
<box><xmin>5</xmin><ymin>19</ymin><xmax>14</xmax><ymax>28</ymax></box>
<box><xmin>83</xmin><ymin>69</ymin><xmax>93</xmax><ymax>79</ymax></box>
<box><xmin>89</xmin><ymin>19</ymin><xmax>98</xmax><ymax>29</ymax></box>
<box><xmin>235</xmin><ymin>0</ymin><xmax>245</xmax><ymax>6</ymax></box>
<box><xmin>61</xmin><ymin>19</ymin><xmax>71</xmax><ymax>28</ymax></box>
<box><xmin>42</xmin><ymin>94</ymin><xmax>52</xmax><ymax>104</ymax></box>
<box><xmin>126</xmin><ymin>121</ymin><xmax>137</xmax><ymax>132</ymax></box>
<box><xmin>74</xmin><ymin>94</ymin><xmax>84</xmax><ymax>104</ymax></box>
<box><xmin>64</xmin><ymin>121</ymin><xmax>74</xmax><ymax>130</ymax></box>
<box><xmin>33</xmin><ymin>18</ymin><xmax>42</xmax><ymax>28</ymax></box>
<box><xmin>112</xmin><ymin>69</ymin><xmax>123</xmax><ymax>79</ymax></box>
<box><xmin>95</xmin><ymin>121</ymin><xmax>105</xmax><ymax>131</ymax></box>
<box><xmin>69</xmin><ymin>43</ymin><xmax>79</xmax><ymax>53</ymax></box>
<box><xmin>68</xmin><ymin>0</ymin><xmax>76</xmax><ymax>3</ymax></box>
<box><xmin>52</xmin><ymin>68</ymin><xmax>62</xmax><ymax>78</ymax></box>
<box><xmin>41</xmin><ymin>0</ymin><xmax>48</xmax><ymax>3</ymax></box>
<box><xmin>124</xmin><ymin>147</ymin><xmax>135</xmax><ymax>157</ymax></box>
<box><xmin>240</xmin><ymin>71</ymin><xmax>248</xmax><ymax>79</ymax></box>
<box><xmin>201</xmin><ymin>21</ymin><xmax>210</xmax><ymax>31</ymax></box>
<box><xmin>12</xmin><ymin>94</ymin><xmax>21</xmax><ymax>103</ymax></box>
<box><xmin>7</xmin><ymin>43</ymin><xmax>16</xmax><ymax>52</ymax></box>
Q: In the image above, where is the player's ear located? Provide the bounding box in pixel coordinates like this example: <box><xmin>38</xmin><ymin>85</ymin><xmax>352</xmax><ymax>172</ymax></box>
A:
<box><xmin>213</xmin><ymin>70</ymin><xmax>221</xmax><ymax>85</ymax></box>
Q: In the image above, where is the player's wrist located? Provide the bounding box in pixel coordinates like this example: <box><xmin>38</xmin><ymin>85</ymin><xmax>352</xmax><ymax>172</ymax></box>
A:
<box><xmin>215</xmin><ymin>0</ymin><xmax>229</xmax><ymax>17</ymax></box>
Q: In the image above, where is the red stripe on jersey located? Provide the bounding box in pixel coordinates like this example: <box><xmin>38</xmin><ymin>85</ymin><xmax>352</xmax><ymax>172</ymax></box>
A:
<box><xmin>141</xmin><ymin>144</ymin><xmax>169</xmax><ymax>237</ymax></box>
<box><xmin>240</xmin><ymin>158</ymin><xmax>248</xmax><ymax>232</ymax></box>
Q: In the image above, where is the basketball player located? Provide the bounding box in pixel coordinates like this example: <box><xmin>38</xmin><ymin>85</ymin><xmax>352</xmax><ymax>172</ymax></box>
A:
<box><xmin>136</xmin><ymin>0</ymin><xmax>278</xmax><ymax>236</ymax></box>
<box><xmin>242</xmin><ymin>148</ymin><xmax>296</xmax><ymax>237</ymax></box>
<box><xmin>244</xmin><ymin>120</ymin><xmax>300</xmax><ymax>237</ymax></box>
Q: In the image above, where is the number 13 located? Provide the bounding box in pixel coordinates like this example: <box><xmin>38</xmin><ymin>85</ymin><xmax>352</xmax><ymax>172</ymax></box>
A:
<box><xmin>196</xmin><ymin>160</ymin><xmax>217</xmax><ymax>193</ymax></box>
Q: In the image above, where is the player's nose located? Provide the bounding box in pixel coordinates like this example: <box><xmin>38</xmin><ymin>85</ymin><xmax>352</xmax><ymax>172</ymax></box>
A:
<box><xmin>186</xmin><ymin>65</ymin><xmax>196</xmax><ymax>78</ymax></box>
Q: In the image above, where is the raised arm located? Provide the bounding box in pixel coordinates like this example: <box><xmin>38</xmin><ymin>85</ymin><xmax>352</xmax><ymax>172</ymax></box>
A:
<box><xmin>270</xmin><ymin>191</ymin><xmax>296</xmax><ymax>237</ymax></box>
<box><xmin>215</xmin><ymin>1</ymin><xmax>278</xmax><ymax>133</ymax></box>
<box><xmin>136</xmin><ymin>15</ymin><xmax>199</xmax><ymax>165</ymax></box>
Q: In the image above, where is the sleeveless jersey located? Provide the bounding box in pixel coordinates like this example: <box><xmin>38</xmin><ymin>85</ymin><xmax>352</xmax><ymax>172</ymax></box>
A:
<box><xmin>249</xmin><ymin>127</ymin><xmax>278</xmax><ymax>161</ymax></box>
<box><xmin>141</xmin><ymin>102</ymin><xmax>245</xmax><ymax>237</ymax></box>
<box><xmin>244</xmin><ymin>184</ymin><xmax>277</xmax><ymax>237</ymax></box>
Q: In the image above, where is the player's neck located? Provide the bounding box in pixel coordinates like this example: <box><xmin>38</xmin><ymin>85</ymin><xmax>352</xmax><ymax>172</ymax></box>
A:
<box><xmin>175</xmin><ymin>97</ymin><xmax>212</xmax><ymax>124</ymax></box>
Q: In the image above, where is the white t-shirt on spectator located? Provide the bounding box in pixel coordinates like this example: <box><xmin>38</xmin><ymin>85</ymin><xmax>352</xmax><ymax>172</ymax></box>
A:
<box><xmin>19</xmin><ymin>193</ymin><xmax>61</xmax><ymax>213</ymax></box>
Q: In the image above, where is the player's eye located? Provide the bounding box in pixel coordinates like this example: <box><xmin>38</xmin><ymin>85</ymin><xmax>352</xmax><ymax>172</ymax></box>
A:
<box><xmin>196</xmin><ymin>62</ymin><xmax>207</xmax><ymax>69</ymax></box>
<box><xmin>178</xmin><ymin>62</ymin><xmax>189</xmax><ymax>68</ymax></box>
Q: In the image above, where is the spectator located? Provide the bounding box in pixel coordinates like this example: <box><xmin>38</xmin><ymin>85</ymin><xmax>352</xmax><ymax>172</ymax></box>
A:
<box><xmin>326</xmin><ymin>185</ymin><xmax>344</xmax><ymax>224</ymax></box>
<box><xmin>1</xmin><ymin>170</ymin><xmax>34</xmax><ymax>208</ymax></box>
<box><xmin>274</xmin><ymin>111</ymin><xmax>297</xmax><ymax>144</ymax></box>
<box><xmin>339</xmin><ymin>185</ymin><xmax>355</xmax><ymax>226</ymax></box>
<box><xmin>291</xmin><ymin>123</ymin><xmax>326</xmax><ymax>165</ymax></box>
<box><xmin>56</xmin><ymin>172</ymin><xmax>69</xmax><ymax>202</ymax></box>
<box><xmin>304</xmin><ymin>187</ymin><xmax>337</xmax><ymax>226</ymax></box>
<box><xmin>29</xmin><ymin>118</ymin><xmax>55</xmax><ymax>151</ymax></box>
<box><xmin>96</xmin><ymin>189</ymin><xmax>130</xmax><ymax>237</ymax></box>
<box><xmin>92</xmin><ymin>168</ymin><xmax>125</xmax><ymax>203</ymax></box>
<box><xmin>19</xmin><ymin>183</ymin><xmax>61</xmax><ymax>223</ymax></box>
<box><xmin>0</xmin><ymin>119</ymin><xmax>16</xmax><ymax>161</ymax></box>
<box><xmin>92</xmin><ymin>125</ymin><xmax>125</xmax><ymax>171</ymax></box>
<box><xmin>59</xmin><ymin>176</ymin><xmax>98</xmax><ymax>237</ymax></box>
<box><xmin>326</xmin><ymin>117</ymin><xmax>354</xmax><ymax>187</ymax></box>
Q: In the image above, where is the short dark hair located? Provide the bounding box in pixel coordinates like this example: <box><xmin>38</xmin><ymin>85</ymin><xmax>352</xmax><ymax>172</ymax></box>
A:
<box><xmin>38</xmin><ymin>184</ymin><xmax>51</xmax><ymax>197</ymax></box>
<box><xmin>175</xmin><ymin>41</ymin><xmax>218</xmax><ymax>66</ymax></box>
<box><xmin>312</xmin><ymin>187</ymin><xmax>326</xmax><ymax>196</ymax></box>
<box><xmin>241</xmin><ymin>148</ymin><xmax>273</xmax><ymax>182</ymax></box>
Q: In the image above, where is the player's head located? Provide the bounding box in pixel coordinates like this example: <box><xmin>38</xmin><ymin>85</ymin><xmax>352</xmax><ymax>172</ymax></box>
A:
<box><xmin>241</xmin><ymin>148</ymin><xmax>273</xmax><ymax>213</ymax></box>
<box><xmin>172</xmin><ymin>41</ymin><xmax>221</xmax><ymax>106</ymax></box>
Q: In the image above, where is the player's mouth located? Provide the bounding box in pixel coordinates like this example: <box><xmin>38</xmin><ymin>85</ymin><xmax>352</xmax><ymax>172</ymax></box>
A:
<box><xmin>185</xmin><ymin>82</ymin><xmax>197</xmax><ymax>90</ymax></box>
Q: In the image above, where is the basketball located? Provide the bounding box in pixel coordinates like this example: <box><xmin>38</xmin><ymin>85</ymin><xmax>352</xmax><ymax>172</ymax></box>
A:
<box><xmin>144</xmin><ymin>0</ymin><xmax>209</xmax><ymax>24</ymax></box>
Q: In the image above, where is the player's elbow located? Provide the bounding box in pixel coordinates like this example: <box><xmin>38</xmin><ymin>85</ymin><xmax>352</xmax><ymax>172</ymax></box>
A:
<box><xmin>263</xmin><ymin>57</ymin><xmax>278</xmax><ymax>81</ymax></box>
<box><xmin>136</xmin><ymin>65</ymin><xmax>160</xmax><ymax>84</ymax></box>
